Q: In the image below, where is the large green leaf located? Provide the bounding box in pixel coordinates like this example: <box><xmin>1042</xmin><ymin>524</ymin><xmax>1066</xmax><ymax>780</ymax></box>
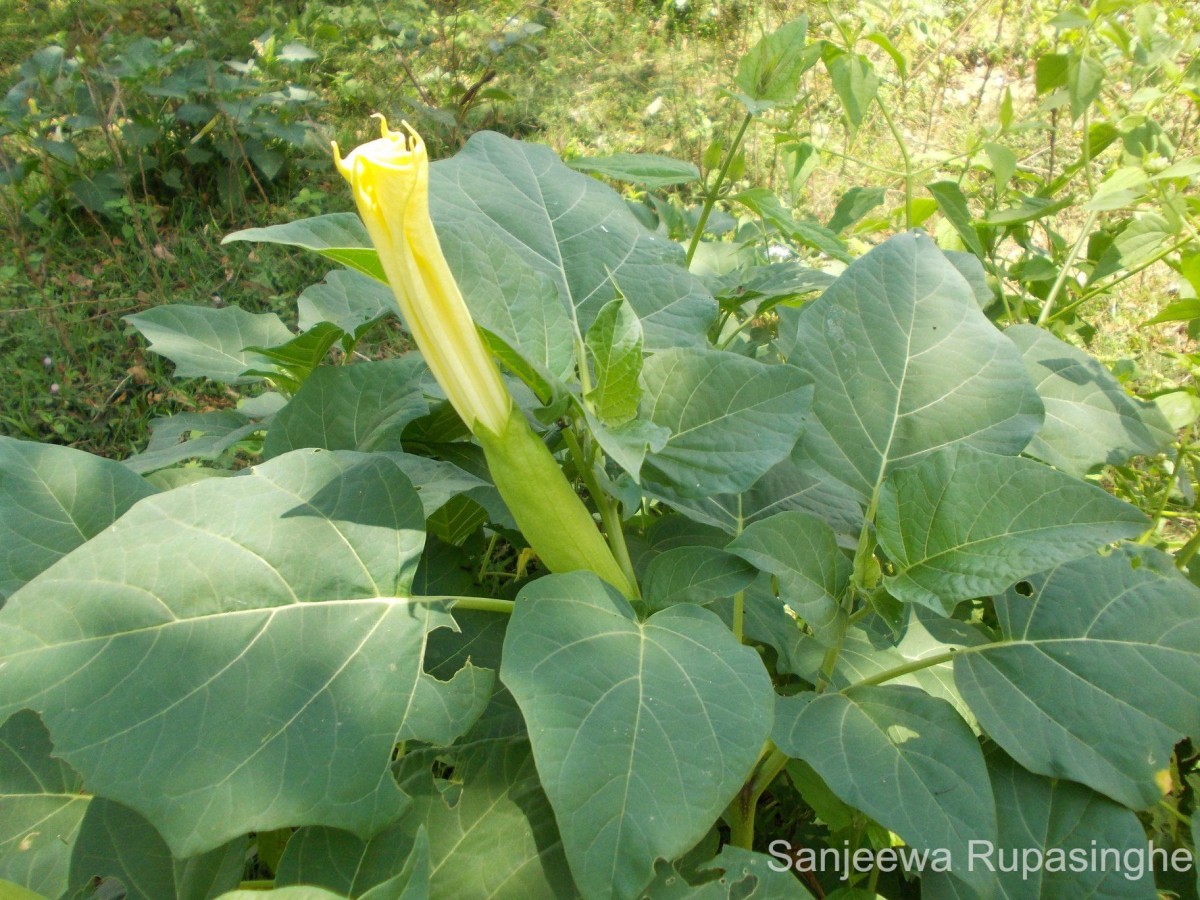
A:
<box><xmin>123</xmin><ymin>409</ymin><xmax>268</xmax><ymax>475</ymax></box>
<box><xmin>0</xmin><ymin>438</ymin><xmax>157</xmax><ymax>603</ymax></box>
<box><xmin>242</xmin><ymin>322</ymin><xmax>346</xmax><ymax>394</ymax></box>
<box><xmin>641</xmin><ymin>546</ymin><xmax>757</xmax><ymax>611</ymax></box>
<box><xmin>406</xmin><ymin>740</ymin><xmax>576</xmax><ymax>898</ymax></box>
<box><xmin>709</xmin><ymin>262</ymin><xmax>834</xmax><ymax>314</ymax></box>
<box><xmin>586</xmin><ymin>296</ymin><xmax>644</xmax><ymax>425</ymax></box>
<box><xmin>827</xmin><ymin>186</ymin><xmax>886</xmax><ymax>235</ymax></box>
<box><xmin>734</xmin><ymin>17</ymin><xmax>818</xmax><ymax>105</ymax></box>
<box><xmin>651</xmin><ymin>446</ymin><xmax>866</xmax><ymax>538</ymax></box>
<box><xmin>925</xmin><ymin>749</ymin><xmax>1154</xmax><ymax>899</ymax></box>
<box><xmin>223</xmin><ymin>214</ymin><xmax>387</xmax><ymax>282</ymax></box>
<box><xmin>219</xmin><ymin>887</ymin><xmax>349</xmax><ymax>899</ymax></box>
<box><xmin>0</xmin><ymin>450</ymin><xmax>492</xmax><ymax>856</ymax></box>
<box><xmin>926</xmin><ymin>181</ymin><xmax>985</xmax><ymax>259</ymax></box>
<box><xmin>264</xmin><ymin>357</ymin><xmax>432</xmax><ymax>458</ymax></box>
<box><xmin>296</xmin><ymin>269</ymin><xmax>396</xmax><ymax>338</ymax></box>
<box><xmin>640</xmin><ymin>348</ymin><xmax>812</xmax><ymax>499</ymax></box>
<box><xmin>274</xmin><ymin>823</ymin><xmax>430</xmax><ymax>900</ymax></box>
<box><xmin>728</xmin><ymin>512</ymin><xmax>850</xmax><ymax>646</ymax></box>
<box><xmin>954</xmin><ymin>544</ymin><xmax>1200</xmax><ymax>809</ymax></box>
<box><xmin>439</xmin><ymin>217</ymin><xmax>577</xmax><ymax>386</ymax></box>
<box><xmin>785</xmin><ymin>231</ymin><xmax>1043</xmax><ymax>502</ymax></box>
<box><xmin>501</xmin><ymin>573</ymin><xmax>773</xmax><ymax>900</ymax></box>
<box><xmin>641</xmin><ymin>845</ymin><xmax>814</xmax><ymax>898</ymax></box>
<box><xmin>125</xmin><ymin>305</ymin><xmax>293</xmax><ymax>384</ymax></box>
<box><xmin>877</xmin><ymin>445</ymin><xmax>1147</xmax><ymax>613</ymax></box>
<box><xmin>67</xmin><ymin>799</ymin><xmax>245</xmax><ymax>900</ymax></box>
<box><xmin>1090</xmin><ymin>213</ymin><xmax>1175</xmax><ymax>285</ymax></box>
<box><xmin>1194</xmin><ymin>812</ymin><xmax>1200</xmax><ymax>897</ymax></box>
<box><xmin>773</xmin><ymin>686</ymin><xmax>997</xmax><ymax>896</ymax></box>
<box><xmin>0</xmin><ymin>710</ymin><xmax>88</xmax><ymax>897</ymax></box>
<box><xmin>568</xmin><ymin>153</ymin><xmax>700</xmax><ymax>189</ymax></box>
<box><xmin>430</xmin><ymin>131</ymin><xmax>716</xmax><ymax>350</ymax></box>
<box><xmin>821</xmin><ymin>47</ymin><xmax>879</xmax><ymax>130</ymax></box>
<box><xmin>1006</xmin><ymin>324</ymin><xmax>1174</xmax><ymax>476</ymax></box>
<box><xmin>279</xmin><ymin>741</ymin><xmax>577</xmax><ymax>900</ymax></box>
<box><xmin>583</xmin><ymin>412</ymin><xmax>670</xmax><ymax>484</ymax></box>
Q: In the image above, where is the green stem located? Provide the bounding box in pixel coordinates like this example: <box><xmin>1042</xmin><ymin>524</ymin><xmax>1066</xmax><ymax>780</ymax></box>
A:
<box><xmin>717</xmin><ymin>312</ymin><xmax>758</xmax><ymax>350</ymax></box>
<box><xmin>1036</xmin><ymin>208</ymin><xmax>1099</xmax><ymax>325</ymax></box>
<box><xmin>815</xmin><ymin>634</ymin><xmax>845</xmax><ymax>694</ymax></box>
<box><xmin>437</xmin><ymin>595</ymin><xmax>515</xmax><ymax>615</ymax></box>
<box><xmin>732</xmin><ymin>590</ymin><xmax>745</xmax><ymax>643</ymax></box>
<box><xmin>726</xmin><ymin>743</ymin><xmax>790</xmax><ymax>849</ymax></box>
<box><xmin>1176</xmin><ymin>528</ymin><xmax>1200</xmax><ymax>571</ymax></box>
<box><xmin>477</xmin><ymin>532</ymin><xmax>499</xmax><ymax>583</ymax></box>
<box><xmin>847</xmin><ymin>604</ymin><xmax>873</xmax><ymax>627</ymax></box>
<box><xmin>877</xmin><ymin>101</ymin><xmax>913</xmax><ymax>230</ymax></box>
<box><xmin>1081</xmin><ymin>103</ymin><xmax>1095</xmax><ymax>195</ymax></box>
<box><xmin>846</xmin><ymin>645</ymin><xmax>986</xmax><ymax>689</ymax></box>
<box><xmin>1159</xmin><ymin>800</ymin><xmax>1192</xmax><ymax>828</ymax></box>
<box><xmin>563</xmin><ymin>425</ymin><xmax>641</xmax><ymax>599</ymax></box>
<box><xmin>806</xmin><ymin>143</ymin><xmax>904</xmax><ymax>176</ymax></box>
<box><xmin>686</xmin><ymin>112</ymin><xmax>754</xmax><ymax>268</ymax></box>
<box><xmin>731</xmin><ymin>495</ymin><xmax>746</xmax><ymax>642</ymax></box>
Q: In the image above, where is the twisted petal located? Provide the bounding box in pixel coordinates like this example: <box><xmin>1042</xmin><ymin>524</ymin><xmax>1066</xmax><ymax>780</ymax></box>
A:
<box><xmin>335</xmin><ymin>117</ymin><xmax>510</xmax><ymax>434</ymax></box>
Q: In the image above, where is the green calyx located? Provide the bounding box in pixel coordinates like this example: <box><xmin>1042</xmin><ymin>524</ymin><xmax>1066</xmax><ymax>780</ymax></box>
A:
<box><xmin>476</xmin><ymin>411</ymin><xmax>635</xmax><ymax>599</ymax></box>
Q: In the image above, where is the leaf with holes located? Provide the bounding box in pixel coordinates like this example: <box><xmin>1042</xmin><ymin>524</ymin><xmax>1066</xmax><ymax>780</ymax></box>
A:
<box><xmin>774</xmin><ymin>686</ymin><xmax>996</xmax><ymax>896</ymax></box>
<box><xmin>954</xmin><ymin>545</ymin><xmax>1200</xmax><ymax>809</ymax></box>
<box><xmin>876</xmin><ymin>445</ymin><xmax>1147</xmax><ymax>613</ymax></box>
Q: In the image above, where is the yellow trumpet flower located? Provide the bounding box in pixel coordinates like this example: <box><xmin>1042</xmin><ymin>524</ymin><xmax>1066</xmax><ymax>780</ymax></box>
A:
<box><xmin>334</xmin><ymin>118</ymin><xmax>634</xmax><ymax>598</ymax></box>
<box><xmin>334</xmin><ymin>118</ymin><xmax>510</xmax><ymax>435</ymax></box>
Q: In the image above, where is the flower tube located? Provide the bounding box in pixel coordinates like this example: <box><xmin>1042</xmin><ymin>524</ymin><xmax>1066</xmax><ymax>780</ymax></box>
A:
<box><xmin>334</xmin><ymin>118</ymin><xmax>633</xmax><ymax>598</ymax></box>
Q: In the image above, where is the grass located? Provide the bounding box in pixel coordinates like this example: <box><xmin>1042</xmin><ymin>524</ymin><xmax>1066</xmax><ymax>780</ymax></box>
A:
<box><xmin>1</xmin><ymin>0</ymin><xmax>1196</xmax><ymax>474</ymax></box>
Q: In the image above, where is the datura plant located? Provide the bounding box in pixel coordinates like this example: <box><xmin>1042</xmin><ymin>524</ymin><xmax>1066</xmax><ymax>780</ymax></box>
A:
<box><xmin>1</xmin><ymin>59</ymin><xmax>1198</xmax><ymax>900</ymax></box>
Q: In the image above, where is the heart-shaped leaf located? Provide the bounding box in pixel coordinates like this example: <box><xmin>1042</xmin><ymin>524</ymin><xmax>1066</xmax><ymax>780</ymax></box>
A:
<box><xmin>264</xmin><ymin>357</ymin><xmax>431</xmax><ymax>458</ymax></box>
<box><xmin>954</xmin><ymin>544</ymin><xmax>1200</xmax><ymax>809</ymax></box>
<box><xmin>877</xmin><ymin>445</ymin><xmax>1147</xmax><ymax>612</ymax></box>
<box><xmin>924</xmin><ymin>748</ymin><xmax>1155</xmax><ymax>899</ymax></box>
<box><xmin>773</xmin><ymin>686</ymin><xmax>996</xmax><ymax>896</ymax></box>
<box><xmin>568</xmin><ymin>153</ymin><xmax>700</xmax><ymax>189</ymax></box>
<box><xmin>223</xmin><ymin>214</ymin><xmax>386</xmax><ymax>282</ymax></box>
<box><xmin>279</xmin><ymin>740</ymin><xmax>573</xmax><ymax>899</ymax></box>
<box><xmin>0</xmin><ymin>450</ymin><xmax>491</xmax><ymax>856</ymax></box>
<box><xmin>641</xmin><ymin>547</ymin><xmax>757</xmax><ymax>611</ymax></box>
<box><xmin>586</xmin><ymin>296</ymin><xmax>644</xmax><ymax>426</ymax></box>
<box><xmin>728</xmin><ymin>512</ymin><xmax>850</xmax><ymax>645</ymax></box>
<box><xmin>0</xmin><ymin>710</ymin><xmax>88</xmax><ymax>896</ymax></box>
<box><xmin>68</xmin><ymin>799</ymin><xmax>246</xmax><ymax>900</ymax></box>
<box><xmin>786</xmin><ymin>231</ymin><xmax>1043</xmax><ymax>503</ymax></box>
<box><xmin>125</xmin><ymin>305</ymin><xmax>293</xmax><ymax>384</ymax></box>
<box><xmin>123</xmin><ymin>409</ymin><xmax>269</xmax><ymax>475</ymax></box>
<box><xmin>296</xmin><ymin>269</ymin><xmax>396</xmax><ymax>338</ymax></box>
<box><xmin>501</xmin><ymin>573</ymin><xmax>772</xmax><ymax>900</ymax></box>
